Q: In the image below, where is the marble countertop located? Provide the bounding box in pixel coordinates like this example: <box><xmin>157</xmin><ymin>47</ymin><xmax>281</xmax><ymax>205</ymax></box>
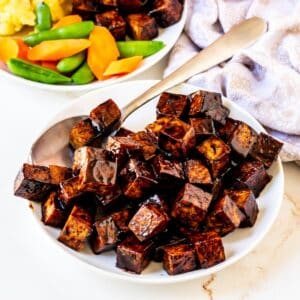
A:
<box><xmin>0</xmin><ymin>57</ymin><xmax>299</xmax><ymax>300</ymax></box>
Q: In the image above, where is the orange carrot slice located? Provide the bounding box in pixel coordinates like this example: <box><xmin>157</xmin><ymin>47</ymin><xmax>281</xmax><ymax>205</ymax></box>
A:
<box><xmin>52</xmin><ymin>15</ymin><xmax>82</xmax><ymax>29</ymax></box>
<box><xmin>28</xmin><ymin>39</ymin><xmax>91</xmax><ymax>61</ymax></box>
<box><xmin>87</xmin><ymin>26</ymin><xmax>119</xmax><ymax>80</ymax></box>
<box><xmin>41</xmin><ymin>61</ymin><xmax>58</xmax><ymax>71</ymax></box>
<box><xmin>0</xmin><ymin>38</ymin><xmax>19</xmax><ymax>62</ymax></box>
<box><xmin>15</xmin><ymin>39</ymin><xmax>30</xmax><ymax>60</ymax></box>
<box><xmin>103</xmin><ymin>56</ymin><xmax>143</xmax><ymax>76</ymax></box>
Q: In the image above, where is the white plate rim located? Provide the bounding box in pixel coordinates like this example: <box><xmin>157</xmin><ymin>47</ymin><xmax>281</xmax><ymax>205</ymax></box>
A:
<box><xmin>27</xmin><ymin>80</ymin><xmax>284</xmax><ymax>284</ymax></box>
<box><xmin>0</xmin><ymin>4</ymin><xmax>188</xmax><ymax>93</ymax></box>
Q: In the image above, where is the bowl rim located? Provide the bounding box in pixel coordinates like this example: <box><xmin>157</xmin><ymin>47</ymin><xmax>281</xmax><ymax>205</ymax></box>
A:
<box><xmin>27</xmin><ymin>80</ymin><xmax>284</xmax><ymax>284</ymax></box>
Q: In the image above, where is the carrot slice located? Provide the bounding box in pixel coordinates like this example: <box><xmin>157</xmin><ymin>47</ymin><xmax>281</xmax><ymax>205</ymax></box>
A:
<box><xmin>0</xmin><ymin>38</ymin><xmax>19</xmax><ymax>62</ymax></box>
<box><xmin>52</xmin><ymin>15</ymin><xmax>82</xmax><ymax>29</ymax></box>
<box><xmin>41</xmin><ymin>61</ymin><xmax>58</xmax><ymax>71</ymax></box>
<box><xmin>28</xmin><ymin>39</ymin><xmax>91</xmax><ymax>61</ymax></box>
<box><xmin>103</xmin><ymin>56</ymin><xmax>143</xmax><ymax>76</ymax></box>
<box><xmin>15</xmin><ymin>39</ymin><xmax>30</xmax><ymax>60</ymax></box>
<box><xmin>87</xmin><ymin>26</ymin><xmax>119</xmax><ymax>80</ymax></box>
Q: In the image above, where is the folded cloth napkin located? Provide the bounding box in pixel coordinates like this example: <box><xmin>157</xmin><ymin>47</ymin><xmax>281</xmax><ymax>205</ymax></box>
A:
<box><xmin>165</xmin><ymin>0</ymin><xmax>300</xmax><ymax>163</ymax></box>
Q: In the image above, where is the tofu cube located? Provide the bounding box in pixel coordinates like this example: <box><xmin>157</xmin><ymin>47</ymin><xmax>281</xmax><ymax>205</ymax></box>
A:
<box><xmin>126</xmin><ymin>13</ymin><xmax>158</xmax><ymax>40</ymax></box>
<box><xmin>190</xmin><ymin>118</ymin><xmax>214</xmax><ymax>141</ymax></box>
<box><xmin>224</xmin><ymin>189</ymin><xmax>258</xmax><ymax>227</ymax></box>
<box><xmin>231</xmin><ymin>160</ymin><xmax>271</xmax><ymax>197</ymax></box>
<box><xmin>120</xmin><ymin>159</ymin><xmax>157</xmax><ymax>200</ymax></box>
<box><xmin>95</xmin><ymin>184</ymin><xmax>122</xmax><ymax>206</ymax></box>
<box><xmin>41</xmin><ymin>191</ymin><xmax>68</xmax><ymax>228</ymax></box>
<box><xmin>250</xmin><ymin>132</ymin><xmax>283</xmax><ymax>168</ymax></box>
<box><xmin>152</xmin><ymin>154</ymin><xmax>184</xmax><ymax>183</ymax></box>
<box><xmin>163</xmin><ymin>243</ymin><xmax>197</xmax><ymax>275</ymax></box>
<box><xmin>116</xmin><ymin>234</ymin><xmax>155</xmax><ymax>274</ymax></box>
<box><xmin>171</xmin><ymin>183</ymin><xmax>212</xmax><ymax>228</ymax></box>
<box><xmin>95</xmin><ymin>10</ymin><xmax>126</xmax><ymax>40</ymax></box>
<box><xmin>89</xmin><ymin>99</ymin><xmax>121</xmax><ymax>135</ymax></box>
<box><xmin>78</xmin><ymin>149</ymin><xmax>117</xmax><ymax>193</ymax></box>
<box><xmin>189</xmin><ymin>90</ymin><xmax>229</xmax><ymax>124</ymax></box>
<box><xmin>118</xmin><ymin>0</ymin><xmax>146</xmax><ymax>13</ymax></box>
<box><xmin>49</xmin><ymin>165</ymin><xmax>72</xmax><ymax>185</ymax></box>
<box><xmin>60</xmin><ymin>176</ymin><xmax>83</xmax><ymax>206</ymax></box>
<box><xmin>145</xmin><ymin>116</ymin><xmax>170</xmax><ymax>139</ymax></box>
<box><xmin>69</xmin><ymin>118</ymin><xmax>100</xmax><ymax>149</ymax></box>
<box><xmin>72</xmin><ymin>0</ymin><xmax>101</xmax><ymax>20</ymax></box>
<box><xmin>228</xmin><ymin>122</ymin><xmax>257</xmax><ymax>158</ymax></box>
<box><xmin>111</xmin><ymin>208</ymin><xmax>132</xmax><ymax>233</ymax></box>
<box><xmin>128</xmin><ymin>202</ymin><xmax>169</xmax><ymax>242</ymax></box>
<box><xmin>14</xmin><ymin>164</ymin><xmax>52</xmax><ymax>201</ymax></box>
<box><xmin>58</xmin><ymin>204</ymin><xmax>93</xmax><ymax>251</ymax></box>
<box><xmin>150</xmin><ymin>0</ymin><xmax>183</xmax><ymax>28</ymax></box>
<box><xmin>196</xmin><ymin>136</ymin><xmax>231</xmax><ymax>178</ymax></box>
<box><xmin>216</xmin><ymin>117</ymin><xmax>240</xmax><ymax>142</ymax></box>
<box><xmin>159</xmin><ymin>118</ymin><xmax>196</xmax><ymax>158</ymax></box>
<box><xmin>156</xmin><ymin>92</ymin><xmax>189</xmax><ymax>119</ymax></box>
<box><xmin>190</xmin><ymin>231</ymin><xmax>225</xmax><ymax>268</ymax></box>
<box><xmin>206</xmin><ymin>195</ymin><xmax>245</xmax><ymax>236</ymax></box>
<box><xmin>184</xmin><ymin>159</ymin><xmax>213</xmax><ymax>187</ymax></box>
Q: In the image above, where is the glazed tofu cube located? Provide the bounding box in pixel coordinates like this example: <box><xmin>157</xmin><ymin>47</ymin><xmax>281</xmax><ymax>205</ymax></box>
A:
<box><xmin>216</xmin><ymin>118</ymin><xmax>240</xmax><ymax>142</ymax></box>
<box><xmin>90</xmin><ymin>215</ymin><xmax>120</xmax><ymax>254</ymax></box>
<box><xmin>14</xmin><ymin>164</ymin><xmax>52</xmax><ymax>201</ymax></box>
<box><xmin>115</xmin><ymin>127</ymin><xmax>134</xmax><ymax>137</ymax></box>
<box><xmin>150</xmin><ymin>0</ymin><xmax>183</xmax><ymax>28</ymax></box>
<box><xmin>129</xmin><ymin>131</ymin><xmax>158</xmax><ymax>160</ymax></box>
<box><xmin>163</xmin><ymin>243</ymin><xmax>197</xmax><ymax>275</ymax></box>
<box><xmin>95</xmin><ymin>184</ymin><xmax>122</xmax><ymax>206</ymax></box>
<box><xmin>42</xmin><ymin>191</ymin><xmax>67</xmax><ymax>228</ymax></box>
<box><xmin>69</xmin><ymin>118</ymin><xmax>100</xmax><ymax>149</ymax></box>
<box><xmin>145</xmin><ymin>117</ymin><xmax>170</xmax><ymax>139</ymax></box>
<box><xmin>196</xmin><ymin>136</ymin><xmax>231</xmax><ymax>178</ymax></box>
<box><xmin>159</xmin><ymin>118</ymin><xmax>196</xmax><ymax>158</ymax></box>
<box><xmin>250</xmin><ymin>133</ymin><xmax>283</xmax><ymax>168</ymax></box>
<box><xmin>184</xmin><ymin>159</ymin><xmax>213</xmax><ymax>187</ymax></box>
<box><xmin>58</xmin><ymin>204</ymin><xmax>93</xmax><ymax>251</ymax></box>
<box><xmin>95</xmin><ymin>10</ymin><xmax>126</xmax><ymax>40</ymax></box>
<box><xmin>120</xmin><ymin>159</ymin><xmax>157</xmax><ymax>200</ymax></box>
<box><xmin>206</xmin><ymin>195</ymin><xmax>245</xmax><ymax>236</ymax></box>
<box><xmin>228</xmin><ymin>122</ymin><xmax>257</xmax><ymax>158</ymax></box>
<box><xmin>152</xmin><ymin>154</ymin><xmax>184</xmax><ymax>183</ymax></box>
<box><xmin>60</xmin><ymin>176</ymin><xmax>83</xmax><ymax>206</ymax></box>
<box><xmin>156</xmin><ymin>92</ymin><xmax>189</xmax><ymax>119</ymax></box>
<box><xmin>128</xmin><ymin>202</ymin><xmax>169</xmax><ymax>242</ymax></box>
<box><xmin>116</xmin><ymin>234</ymin><xmax>155</xmax><ymax>274</ymax></box>
<box><xmin>126</xmin><ymin>13</ymin><xmax>158</xmax><ymax>40</ymax></box>
<box><xmin>189</xmin><ymin>90</ymin><xmax>229</xmax><ymax>124</ymax></box>
<box><xmin>190</xmin><ymin>231</ymin><xmax>225</xmax><ymax>268</ymax></box>
<box><xmin>72</xmin><ymin>146</ymin><xmax>109</xmax><ymax>175</ymax></box>
<box><xmin>231</xmin><ymin>160</ymin><xmax>271</xmax><ymax>197</ymax></box>
<box><xmin>118</xmin><ymin>0</ymin><xmax>147</xmax><ymax>13</ymax></box>
<box><xmin>78</xmin><ymin>149</ymin><xmax>117</xmax><ymax>193</ymax></box>
<box><xmin>49</xmin><ymin>165</ymin><xmax>72</xmax><ymax>185</ymax></box>
<box><xmin>189</xmin><ymin>118</ymin><xmax>214</xmax><ymax>142</ymax></box>
<box><xmin>144</xmin><ymin>194</ymin><xmax>170</xmax><ymax>214</ymax></box>
<box><xmin>171</xmin><ymin>183</ymin><xmax>212</xmax><ymax>228</ymax></box>
<box><xmin>224</xmin><ymin>189</ymin><xmax>258</xmax><ymax>227</ymax></box>
<box><xmin>72</xmin><ymin>0</ymin><xmax>100</xmax><ymax>19</ymax></box>
<box><xmin>111</xmin><ymin>208</ymin><xmax>132</xmax><ymax>232</ymax></box>
<box><xmin>89</xmin><ymin>99</ymin><xmax>121</xmax><ymax>135</ymax></box>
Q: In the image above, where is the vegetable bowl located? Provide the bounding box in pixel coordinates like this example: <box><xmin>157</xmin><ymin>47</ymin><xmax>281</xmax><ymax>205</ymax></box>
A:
<box><xmin>0</xmin><ymin>1</ymin><xmax>187</xmax><ymax>92</ymax></box>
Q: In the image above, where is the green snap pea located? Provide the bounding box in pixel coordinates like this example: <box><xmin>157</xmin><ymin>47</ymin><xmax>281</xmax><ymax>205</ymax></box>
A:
<box><xmin>7</xmin><ymin>58</ymin><xmax>71</xmax><ymax>84</ymax></box>
<box><xmin>117</xmin><ymin>41</ymin><xmax>165</xmax><ymax>58</ymax></box>
<box><xmin>35</xmin><ymin>2</ymin><xmax>52</xmax><ymax>32</ymax></box>
<box><xmin>71</xmin><ymin>62</ymin><xmax>95</xmax><ymax>85</ymax></box>
<box><xmin>57</xmin><ymin>52</ymin><xmax>86</xmax><ymax>73</ymax></box>
<box><xmin>24</xmin><ymin>21</ymin><xmax>95</xmax><ymax>47</ymax></box>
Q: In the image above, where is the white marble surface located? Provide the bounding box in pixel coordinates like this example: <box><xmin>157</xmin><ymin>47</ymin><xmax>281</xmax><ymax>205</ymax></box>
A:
<box><xmin>0</xmin><ymin>57</ymin><xmax>299</xmax><ymax>300</ymax></box>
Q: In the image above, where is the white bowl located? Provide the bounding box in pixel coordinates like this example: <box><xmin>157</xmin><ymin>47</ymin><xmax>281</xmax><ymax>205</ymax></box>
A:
<box><xmin>29</xmin><ymin>80</ymin><xmax>284</xmax><ymax>284</ymax></box>
<box><xmin>0</xmin><ymin>6</ymin><xmax>187</xmax><ymax>93</ymax></box>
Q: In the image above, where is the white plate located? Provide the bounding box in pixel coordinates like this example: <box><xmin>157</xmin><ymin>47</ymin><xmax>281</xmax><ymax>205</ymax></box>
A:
<box><xmin>29</xmin><ymin>80</ymin><xmax>284</xmax><ymax>284</ymax></box>
<box><xmin>0</xmin><ymin>6</ymin><xmax>187</xmax><ymax>93</ymax></box>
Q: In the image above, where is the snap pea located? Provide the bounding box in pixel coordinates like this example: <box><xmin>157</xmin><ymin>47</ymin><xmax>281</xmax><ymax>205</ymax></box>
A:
<box><xmin>71</xmin><ymin>62</ymin><xmax>95</xmax><ymax>85</ymax></box>
<box><xmin>7</xmin><ymin>58</ymin><xmax>72</xmax><ymax>84</ymax></box>
<box><xmin>35</xmin><ymin>2</ymin><xmax>52</xmax><ymax>32</ymax></box>
<box><xmin>57</xmin><ymin>52</ymin><xmax>86</xmax><ymax>73</ymax></box>
<box><xmin>24</xmin><ymin>21</ymin><xmax>94</xmax><ymax>47</ymax></box>
<box><xmin>117</xmin><ymin>41</ymin><xmax>165</xmax><ymax>58</ymax></box>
